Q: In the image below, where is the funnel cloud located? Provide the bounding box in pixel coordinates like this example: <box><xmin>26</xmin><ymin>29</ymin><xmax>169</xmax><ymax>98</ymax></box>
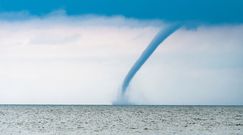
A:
<box><xmin>113</xmin><ymin>24</ymin><xmax>182</xmax><ymax>105</ymax></box>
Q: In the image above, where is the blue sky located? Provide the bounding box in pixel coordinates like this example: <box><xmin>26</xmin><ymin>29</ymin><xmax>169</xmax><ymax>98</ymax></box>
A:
<box><xmin>0</xmin><ymin>0</ymin><xmax>243</xmax><ymax>23</ymax></box>
<box><xmin>0</xmin><ymin>1</ymin><xmax>243</xmax><ymax>105</ymax></box>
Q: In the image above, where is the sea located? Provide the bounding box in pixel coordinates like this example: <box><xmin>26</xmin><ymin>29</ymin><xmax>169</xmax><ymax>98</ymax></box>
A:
<box><xmin>0</xmin><ymin>105</ymin><xmax>242</xmax><ymax>135</ymax></box>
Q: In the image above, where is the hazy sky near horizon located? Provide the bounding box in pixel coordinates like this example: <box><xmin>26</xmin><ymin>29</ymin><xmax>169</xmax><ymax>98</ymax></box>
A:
<box><xmin>0</xmin><ymin>1</ymin><xmax>243</xmax><ymax>105</ymax></box>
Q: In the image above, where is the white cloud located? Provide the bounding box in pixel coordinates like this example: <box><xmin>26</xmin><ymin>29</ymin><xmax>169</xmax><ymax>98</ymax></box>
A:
<box><xmin>0</xmin><ymin>12</ymin><xmax>242</xmax><ymax>105</ymax></box>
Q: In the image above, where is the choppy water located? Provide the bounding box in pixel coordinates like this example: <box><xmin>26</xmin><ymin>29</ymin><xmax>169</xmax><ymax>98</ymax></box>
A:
<box><xmin>0</xmin><ymin>105</ymin><xmax>242</xmax><ymax>135</ymax></box>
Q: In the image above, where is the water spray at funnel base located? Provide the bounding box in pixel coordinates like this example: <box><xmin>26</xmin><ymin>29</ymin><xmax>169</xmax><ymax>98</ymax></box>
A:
<box><xmin>113</xmin><ymin>24</ymin><xmax>182</xmax><ymax>105</ymax></box>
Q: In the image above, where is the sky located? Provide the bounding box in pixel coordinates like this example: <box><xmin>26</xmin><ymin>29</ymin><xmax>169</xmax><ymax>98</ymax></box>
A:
<box><xmin>0</xmin><ymin>1</ymin><xmax>243</xmax><ymax>105</ymax></box>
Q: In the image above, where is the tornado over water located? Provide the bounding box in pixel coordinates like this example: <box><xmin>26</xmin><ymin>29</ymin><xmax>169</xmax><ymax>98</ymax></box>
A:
<box><xmin>121</xmin><ymin>24</ymin><xmax>182</xmax><ymax>95</ymax></box>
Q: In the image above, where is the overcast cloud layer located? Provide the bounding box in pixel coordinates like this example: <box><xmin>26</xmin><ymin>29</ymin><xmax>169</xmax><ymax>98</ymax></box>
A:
<box><xmin>0</xmin><ymin>13</ymin><xmax>243</xmax><ymax>105</ymax></box>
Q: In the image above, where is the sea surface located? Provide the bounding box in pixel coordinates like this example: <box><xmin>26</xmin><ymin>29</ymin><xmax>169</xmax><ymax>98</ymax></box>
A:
<box><xmin>0</xmin><ymin>105</ymin><xmax>242</xmax><ymax>135</ymax></box>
